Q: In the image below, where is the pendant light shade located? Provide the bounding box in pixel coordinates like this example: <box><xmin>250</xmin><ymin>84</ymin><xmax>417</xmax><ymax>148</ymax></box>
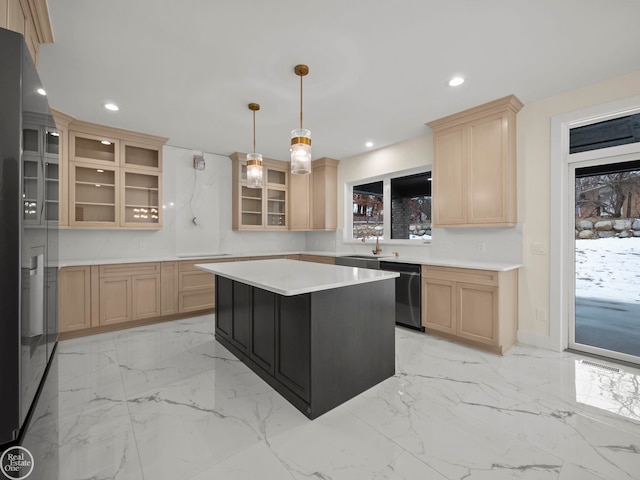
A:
<box><xmin>290</xmin><ymin>64</ymin><xmax>311</xmax><ymax>175</ymax></box>
<box><xmin>246</xmin><ymin>103</ymin><xmax>263</xmax><ymax>189</ymax></box>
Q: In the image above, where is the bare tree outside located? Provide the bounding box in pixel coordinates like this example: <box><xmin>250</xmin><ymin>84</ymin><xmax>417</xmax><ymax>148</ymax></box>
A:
<box><xmin>576</xmin><ymin>171</ymin><xmax>640</xmax><ymax>218</ymax></box>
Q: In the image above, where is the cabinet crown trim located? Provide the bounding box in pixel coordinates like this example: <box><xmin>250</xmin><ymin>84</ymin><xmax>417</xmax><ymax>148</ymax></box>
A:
<box><xmin>50</xmin><ymin>108</ymin><xmax>75</xmax><ymax>128</ymax></box>
<box><xmin>69</xmin><ymin>119</ymin><xmax>169</xmax><ymax>146</ymax></box>
<box><xmin>26</xmin><ymin>0</ymin><xmax>55</xmax><ymax>44</ymax></box>
<box><xmin>426</xmin><ymin>94</ymin><xmax>523</xmax><ymax>131</ymax></box>
<box><xmin>312</xmin><ymin>157</ymin><xmax>339</xmax><ymax>167</ymax></box>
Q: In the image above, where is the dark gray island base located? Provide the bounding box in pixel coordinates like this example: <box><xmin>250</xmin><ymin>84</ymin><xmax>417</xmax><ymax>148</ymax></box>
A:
<box><xmin>214</xmin><ymin>275</ymin><xmax>396</xmax><ymax>419</ymax></box>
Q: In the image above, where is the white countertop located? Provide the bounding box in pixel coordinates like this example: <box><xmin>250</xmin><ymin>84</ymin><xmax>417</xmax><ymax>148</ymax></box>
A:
<box><xmin>370</xmin><ymin>255</ymin><xmax>522</xmax><ymax>272</ymax></box>
<box><xmin>58</xmin><ymin>251</ymin><xmax>521</xmax><ymax>272</ymax></box>
<box><xmin>196</xmin><ymin>259</ymin><xmax>399</xmax><ymax>296</ymax></box>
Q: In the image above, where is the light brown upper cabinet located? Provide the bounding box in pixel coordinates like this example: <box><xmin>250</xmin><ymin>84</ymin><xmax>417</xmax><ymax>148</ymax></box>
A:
<box><xmin>51</xmin><ymin>109</ymin><xmax>74</xmax><ymax>227</ymax></box>
<box><xmin>22</xmin><ymin>111</ymin><xmax>62</xmax><ymax>227</ymax></box>
<box><xmin>427</xmin><ymin>95</ymin><xmax>523</xmax><ymax>227</ymax></box>
<box><xmin>231</xmin><ymin>153</ymin><xmax>289</xmax><ymax>230</ymax></box>
<box><xmin>66</xmin><ymin>119</ymin><xmax>167</xmax><ymax>229</ymax></box>
<box><xmin>289</xmin><ymin>157</ymin><xmax>339</xmax><ymax>231</ymax></box>
<box><xmin>1</xmin><ymin>0</ymin><xmax>54</xmax><ymax>66</ymax></box>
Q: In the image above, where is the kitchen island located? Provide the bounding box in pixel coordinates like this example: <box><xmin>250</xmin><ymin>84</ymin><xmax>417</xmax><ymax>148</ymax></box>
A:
<box><xmin>197</xmin><ymin>259</ymin><xmax>399</xmax><ymax>419</ymax></box>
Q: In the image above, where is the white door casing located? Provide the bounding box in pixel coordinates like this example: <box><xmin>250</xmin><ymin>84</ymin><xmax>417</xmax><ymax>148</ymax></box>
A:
<box><xmin>550</xmin><ymin>95</ymin><xmax>640</xmax><ymax>354</ymax></box>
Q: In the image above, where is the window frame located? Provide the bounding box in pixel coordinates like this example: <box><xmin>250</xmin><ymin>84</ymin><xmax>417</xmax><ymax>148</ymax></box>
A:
<box><xmin>344</xmin><ymin>166</ymin><xmax>432</xmax><ymax>245</ymax></box>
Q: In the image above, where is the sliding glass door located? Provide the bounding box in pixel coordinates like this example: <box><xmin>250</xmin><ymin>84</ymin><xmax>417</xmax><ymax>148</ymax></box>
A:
<box><xmin>570</xmin><ymin>158</ymin><xmax>640</xmax><ymax>365</ymax></box>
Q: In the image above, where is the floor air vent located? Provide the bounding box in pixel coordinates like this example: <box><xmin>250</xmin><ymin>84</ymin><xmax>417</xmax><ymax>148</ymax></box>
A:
<box><xmin>580</xmin><ymin>359</ymin><xmax>620</xmax><ymax>373</ymax></box>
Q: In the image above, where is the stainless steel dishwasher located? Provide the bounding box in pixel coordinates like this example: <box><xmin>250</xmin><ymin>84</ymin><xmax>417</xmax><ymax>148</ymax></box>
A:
<box><xmin>379</xmin><ymin>261</ymin><xmax>424</xmax><ymax>331</ymax></box>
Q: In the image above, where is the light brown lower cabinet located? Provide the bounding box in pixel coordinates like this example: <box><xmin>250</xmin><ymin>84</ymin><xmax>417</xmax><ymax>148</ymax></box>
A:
<box><xmin>58</xmin><ymin>254</ymin><xmax>338</xmax><ymax>337</ymax></box>
<box><xmin>59</xmin><ymin>266</ymin><xmax>93</xmax><ymax>332</ymax></box>
<box><xmin>161</xmin><ymin>261</ymin><xmax>179</xmax><ymax>315</ymax></box>
<box><xmin>421</xmin><ymin>265</ymin><xmax>517</xmax><ymax>354</ymax></box>
<box><xmin>99</xmin><ymin>263</ymin><xmax>161</xmax><ymax>325</ymax></box>
<box><xmin>297</xmin><ymin>254</ymin><xmax>335</xmax><ymax>265</ymax></box>
<box><xmin>178</xmin><ymin>258</ymin><xmax>236</xmax><ymax>313</ymax></box>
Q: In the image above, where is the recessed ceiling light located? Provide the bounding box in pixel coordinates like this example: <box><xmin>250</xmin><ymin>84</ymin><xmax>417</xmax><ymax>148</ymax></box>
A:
<box><xmin>365</xmin><ymin>141</ymin><xmax>374</xmax><ymax>148</ymax></box>
<box><xmin>448</xmin><ymin>76</ymin><xmax>465</xmax><ymax>87</ymax></box>
<box><xmin>37</xmin><ymin>88</ymin><xmax>46</xmax><ymax>96</ymax></box>
<box><xmin>104</xmin><ymin>103</ymin><xmax>119</xmax><ymax>111</ymax></box>
<box><xmin>101</xmin><ymin>140</ymin><xmax>111</xmax><ymax>145</ymax></box>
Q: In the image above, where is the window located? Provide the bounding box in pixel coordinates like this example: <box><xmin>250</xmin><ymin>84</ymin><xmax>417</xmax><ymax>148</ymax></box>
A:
<box><xmin>390</xmin><ymin>172</ymin><xmax>431</xmax><ymax>240</ymax></box>
<box><xmin>349</xmin><ymin>170</ymin><xmax>432</xmax><ymax>242</ymax></box>
<box><xmin>352</xmin><ymin>181</ymin><xmax>383</xmax><ymax>239</ymax></box>
<box><xmin>570</xmin><ymin>113</ymin><xmax>640</xmax><ymax>154</ymax></box>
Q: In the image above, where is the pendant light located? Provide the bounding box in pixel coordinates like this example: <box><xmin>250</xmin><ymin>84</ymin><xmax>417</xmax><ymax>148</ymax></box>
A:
<box><xmin>246</xmin><ymin>102</ymin><xmax>263</xmax><ymax>188</ymax></box>
<box><xmin>290</xmin><ymin>64</ymin><xmax>311</xmax><ymax>175</ymax></box>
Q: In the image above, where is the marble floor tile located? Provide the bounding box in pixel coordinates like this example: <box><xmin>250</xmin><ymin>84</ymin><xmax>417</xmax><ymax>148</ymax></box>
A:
<box><xmin>267</xmin><ymin>408</ymin><xmax>405</xmax><ymax>480</ymax></box>
<box><xmin>188</xmin><ymin>441</ymin><xmax>295</xmax><ymax>480</ymax></box>
<box><xmin>57</xmin><ymin>344</ymin><xmax>126</xmax><ymax>419</ymax></box>
<box><xmin>126</xmin><ymin>361</ymin><xmax>306</xmax><ymax>480</ymax></box>
<box><xmin>58</xmin><ymin>400</ymin><xmax>144</xmax><ymax>480</ymax></box>
<box><xmin>372</xmin><ymin>451</ymin><xmax>448</xmax><ymax>480</ymax></box>
<box><xmin>49</xmin><ymin>314</ymin><xmax>640</xmax><ymax>480</ymax></box>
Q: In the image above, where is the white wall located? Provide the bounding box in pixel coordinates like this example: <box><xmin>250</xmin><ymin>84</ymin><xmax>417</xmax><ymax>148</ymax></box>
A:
<box><xmin>59</xmin><ymin>146</ymin><xmax>306</xmax><ymax>263</ymax></box>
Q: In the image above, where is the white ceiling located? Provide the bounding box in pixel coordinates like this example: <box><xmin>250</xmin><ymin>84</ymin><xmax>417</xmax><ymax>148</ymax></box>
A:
<box><xmin>38</xmin><ymin>0</ymin><xmax>640</xmax><ymax>161</ymax></box>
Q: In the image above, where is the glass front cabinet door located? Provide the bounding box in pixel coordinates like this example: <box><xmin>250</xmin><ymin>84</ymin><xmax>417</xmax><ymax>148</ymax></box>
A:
<box><xmin>22</xmin><ymin>117</ymin><xmax>60</xmax><ymax>226</ymax></box>
<box><xmin>69</xmin><ymin>163</ymin><xmax>119</xmax><ymax>227</ymax></box>
<box><xmin>66</xmin><ymin>121</ymin><xmax>167</xmax><ymax>229</ymax></box>
<box><xmin>121</xmin><ymin>170</ymin><xmax>161</xmax><ymax>228</ymax></box>
<box><xmin>231</xmin><ymin>153</ymin><xmax>289</xmax><ymax>230</ymax></box>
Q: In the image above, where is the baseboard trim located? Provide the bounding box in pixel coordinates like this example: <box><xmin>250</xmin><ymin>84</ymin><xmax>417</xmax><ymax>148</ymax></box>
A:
<box><xmin>59</xmin><ymin>309</ymin><xmax>215</xmax><ymax>340</ymax></box>
<box><xmin>517</xmin><ymin>330</ymin><xmax>559</xmax><ymax>351</ymax></box>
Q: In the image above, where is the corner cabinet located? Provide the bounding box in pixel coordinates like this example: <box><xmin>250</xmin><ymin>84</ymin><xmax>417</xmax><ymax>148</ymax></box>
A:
<box><xmin>421</xmin><ymin>265</ymin><xmax>518</xmax><ymax>354</ymax></box>
<box><xmin>427</xmin><ymin>95</ymin><xmax>523</xmax><ymax>227</ymax></box>
<box><xmin>230</xmin><ymin>152</ymin><xmax>289</xmax><ymax>230</ymax></box>
<box><xmin>66</xmin><ymin>120</ymin><xmax>167</xmax><ymax>229</ymax></box>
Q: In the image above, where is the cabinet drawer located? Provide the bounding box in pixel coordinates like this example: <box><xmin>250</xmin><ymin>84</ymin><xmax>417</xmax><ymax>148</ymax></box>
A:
<box><xmin>178</xmin><ymin>258</ymin><xmax>236</xmax><ymax>271</ymax></box>
<box><xmin>179</xmin><ymin>289</ymin><xmax>214</xmax><ymax>313</ymax></box>
<box><xmin>422</xmin><ymin>265</ymin><xmax>498</xmax><ymax>286</ymax></box>
<box><xmin>100</xmin><ymin>262</ymin><xmax>160</xmax><ymax>277</ymax></box>
<box><xmin>179</xmin><ymin>270</ymin><xmax>214</xmax><ymax>291</ymax></box>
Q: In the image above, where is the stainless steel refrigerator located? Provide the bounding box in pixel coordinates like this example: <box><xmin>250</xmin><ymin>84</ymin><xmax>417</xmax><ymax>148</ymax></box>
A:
<box><xmin>0</xmin><ymin>27</ymin><xmax>58</xmax><ymax>448</ymax></box>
